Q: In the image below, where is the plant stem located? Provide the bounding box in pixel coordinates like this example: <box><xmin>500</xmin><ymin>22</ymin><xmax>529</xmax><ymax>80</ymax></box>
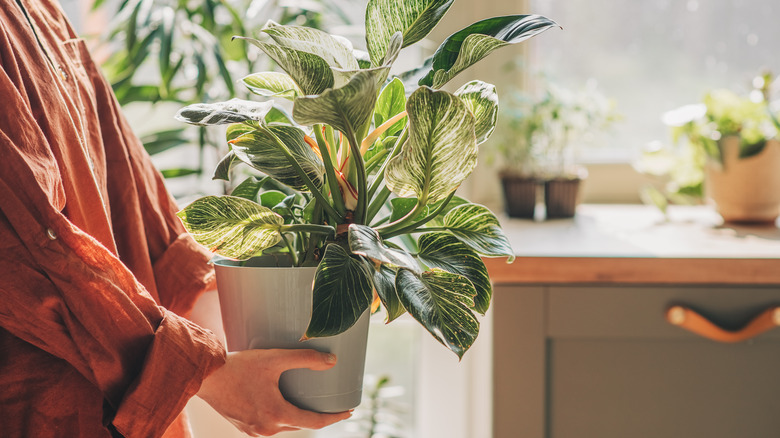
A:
<box><xmin>279</xmin><ymin>233</ymin><xmax>299</xmax><ymax>266</ymax></box>
<box><xmin>380</xmin><ymin>191</ymin><xmax>456</xmax><ymax>239</ymax></box>
<box><xmin>344</xmin><ymin>125</ymin><xmax>368</xmax><ymax>224</ymax></box>
<box><xmin>314</xmin><ymin>124</ymin><xmax>346</xmax><ymax>216</ymax></box>
<box><xmin>360</xmin><ymin>111</ymin><xmax>407</xmax><ymax>155</ymax></box>
<box><xmin>366</xmin><ymin>185</ymin><xmax>391</xmax><ymax>225</ymax></box>
<box><xmin>265</xmin><ymin>126</ymin><xmax>343</xmax><ymax>222</ymax></box>
<box><xmin>279</xmin><ymin>224</ymin><xmax>336</xmax><ymax>237</ymax></box>
<box><xmin>368</xmin><ymin>127</ymin><xmax>408</xmax><ymax>200</ymax></box>
<box><xmin>364</xmin><ymin>148</ymin><xmax>389</xmax><ymax>174</ymax></box>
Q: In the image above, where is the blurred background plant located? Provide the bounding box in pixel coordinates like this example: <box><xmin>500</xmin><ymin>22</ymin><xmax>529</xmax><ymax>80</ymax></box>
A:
<box><xmin>490</xmin><ymin>69</ymin><xmax>620</xmax><ymax>179</ymax></box>
<box><xmin>93</xmin><ymin>0</ymin><xmax>361</xmax><ymax>199</ymax></box>
<box><xmin>636</xmin><ymin>70</ymin><xmax>780</xmax><ymax>213</ymax></box>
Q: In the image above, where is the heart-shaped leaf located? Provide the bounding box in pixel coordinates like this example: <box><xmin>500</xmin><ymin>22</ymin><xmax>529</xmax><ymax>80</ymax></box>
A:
<box><xmin>230</xmin><ymin>126</ymin><xmax>324</xmax><ymax>192</ymax></box>
<box><xmin>237</xmin><ymin>36</ymin><xmax>334</xmax><ymax>96</ymax></box>
<box><xmin>305</xmin><ymin>244</ymin><xmax>373</xmax><ymax>338</ymax></box>
<box><xmin>374</xmin><ymin>78</ymin><xmax>408</xmax><ymax>140</ymax></box>
<box><xmin>417</xmin><ymin>232</ymin><xmax>492</xmax><ymax>314</ymax></box>
<box><xmin>177</xmin><ymin>195</ymin><xmax>283</xmax><ymax>260</ymax></box>
<box><xmin>243</xmin><ymin>72</ymin><xmax>302</xmax><ymax>100</ymax></box>
<box><xmin>419</xmin><ymin>15</ymin><xmax>558</xmax><ymax>88</ymax></box>
<box><xmin>366</xmin><ymin>262</ymin><xmax>406</xmax><ymax>323</ymax></box>
<box><xmin>384</xmin><ymin>87</ymin><xmax>477</xmax><ymax>203</ymax></box>
<box><xmin>212</xmin><ymin>150</ymin><xmax>239</xmax><ymax>181</ymax></box>
<box><xmin>348</xmin><ymin>224</ymin><xmax>421</xmax><ymax>273</ymax></box>
<box><xmin>175</xmin><ymin>98</ymin><xmax>274</xmax><ymax>126</ymax></box>
<box><xmin>292</xmin><ymin>68</ymin><xmax>388</xmax><ymax>137</ymax></box>
<box><xmin>396</xmin><ymin>268</ymin><xmax>478</xmax><ymax>359</ymax></box>
<box><xmin>455</xmin><ymin>80</ymin><xmax>499</xmax><ymax>145</ymax></box>
<box><xmin>365</xmin><ymin>0</ymin><xmax>454</xmax><ymax>66</ymax></box>
<box><xmin>443</xmin><ymin>203</ymin><xmax>514</xmax><ymax>260</ymax></box>
<box><xmin>262</xmin><ymin>22</ymin><xmax>360</xmax><ymax>71</ymax></box>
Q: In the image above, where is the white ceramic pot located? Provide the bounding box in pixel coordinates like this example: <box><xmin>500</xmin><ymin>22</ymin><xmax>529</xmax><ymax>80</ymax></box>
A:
<box><xmin>706</xmin><ymin>137</ymin><xmax>780</xmax><ymax>223</ymax></box>
<box><xmin>213</xmin><ymin>255</ymin><xmax>369</xmax><ymax>413</ymax></box>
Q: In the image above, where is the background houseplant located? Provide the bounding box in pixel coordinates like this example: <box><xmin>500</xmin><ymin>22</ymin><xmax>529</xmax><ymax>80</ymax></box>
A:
<box><xmin>491</xmin><ymin>74</ymin><xmax>618</xmax><ymax>219</ymax></box>
<box><xmin>173</xmin><ymin>0</ymin><xmax>557</xmax><ymax>411</ymax></box>
<box><xmin>638</xmin><ymin>71</ymin><xmax>780</xmax><ymax>223</ymax></box>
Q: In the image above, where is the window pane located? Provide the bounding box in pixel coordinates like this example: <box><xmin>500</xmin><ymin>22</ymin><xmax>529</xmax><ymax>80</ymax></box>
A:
<box><xmin>529</xmin><ymin>0</ymin><xmax>780</xmax><ymax>162</ymax></box>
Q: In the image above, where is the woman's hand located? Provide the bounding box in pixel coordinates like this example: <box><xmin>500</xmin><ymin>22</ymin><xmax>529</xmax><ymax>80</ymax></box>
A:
<box><xmin>196</xmin><ymin>349</ymin><xmax>351</xmax><ymax>436</ymax></box>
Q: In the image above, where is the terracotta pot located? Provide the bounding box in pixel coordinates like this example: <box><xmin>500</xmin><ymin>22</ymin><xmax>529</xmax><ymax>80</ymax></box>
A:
<box><xmin>544</xmin><ymin>177</ymin><xmax>582</xmax><ymax>219</ymax></box>
<box><xmin>500</xmin><ymin>174</ymin><xmax>538</xmax><ymax>219</ymax></box>
<box><xmin>706</xmin><ymin>137</ymin><xmax>780</xmax><ymax>224</ymax></box>
<box><xmin>213</xmin><ymin>255</ymin><xmax>369</xmax><ymax>413</ymax></box>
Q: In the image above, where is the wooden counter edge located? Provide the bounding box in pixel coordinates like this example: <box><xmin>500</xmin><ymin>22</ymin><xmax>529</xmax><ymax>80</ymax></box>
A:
<box><xmin>484</xmin><ymin>256</ymin><xmax>780</xmax><ymax>285</ymax></box>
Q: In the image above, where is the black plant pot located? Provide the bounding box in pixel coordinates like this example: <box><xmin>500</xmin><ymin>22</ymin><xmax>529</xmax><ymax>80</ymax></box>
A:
<box><xmin>500</xmin><ymin>174</ymin><xmax>538</xmax><ymax>219</ymax></box>
<box><xmin>544</xmin><ymin>177</ymin><xmax>582</xmax><ymax>219</ymax></box>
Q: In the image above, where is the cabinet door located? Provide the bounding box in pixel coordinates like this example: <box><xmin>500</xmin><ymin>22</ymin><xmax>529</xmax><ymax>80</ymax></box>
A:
<box><xmin>548</xmin><ymin>286</ymin><xmax>780</xmax><ymax>438</ymax></box>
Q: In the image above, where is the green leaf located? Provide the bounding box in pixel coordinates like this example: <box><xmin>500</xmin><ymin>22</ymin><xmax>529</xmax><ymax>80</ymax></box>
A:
<box><xmin>292</xmin><ymin>68</ymin><xmax>388</xmax><ymax>136</ymax></box>
<box><xmin>212</xmin><ymin>150</ymin><xmax>239</xmax><ymax>181</ymax></box>
<box><xmin>157</xmin><ymin>6</ymin><xmax>175</xmax><ymax>86</ymax></box>
<box><xmin>306</xmin><ymin>244</ymin><xmax>373</xmax><ymax>338</ymax></box>
<box><xmin>177</xmin><ymin>195</ymin><xmax>283</xmax><ymax>260</ymax></box>
<box><xmin>259</xmin><ymin>190</ymin><xmax>288</xmax><ymax>209</ymax></box>
<box><xmin>141</xmin><ymin>128</ymin><xmax>189</xmax><ymax>155</ymax></box>
<box><xmin>443</xmin><ymin>203</ymin><xmax>514</xmax><ymax>260</ymax></box>
<box><xmin>455</xmin><ymin>80</ymin><xmax>499</xmax><ymax>145</ymax></box>
<box><xmin>229</xmin><ymin>125</ymin><xmax>325</xmax><ymax>192</ymax></box>
<box><xmin>348</xmin><ymin>224</ymin><xmax>421</xmax><ymax>273</ymax></box>
<box><xmin>389</xmin><ymin>197</ymin><xmax>422</xmax><ymax>223</ymax></box>
<box><xmin>230</xmin><ymin>177</ymin><xmax>264</xmax><ymax>201</ymax></box>
<box><xmin>419</xmin><ymin>15</ymin><xmax>558</xmax><ymax>88</ymax></box>
<box><xmin>385</xmin><ymin>87</ymin><xmax>477</xmax><ymax>203</ymax></box>
<box><xmin>161</xmin><ymin>168</ymin><xmax>199</xmax><ymax>178</ymax></box>
<box><xmin>417</xmin><ymin>232</ymin><xmax>492</xmax><ymax>314</ymax></box>
<box><xmin>175</xmin><ymin>99</ymin><xmax>274</xmax><ymax>126</ymax></box>
<box><xmin>265</xmin><ymin>106</ymin><xmax>294</xmax><ymax>125</ymax></box>
<box><xmin>365</xmin><ymin>0</ymin><xmax>454</xmax><ymax>66</ymax></box>
<box><xmin>243</xmin><ymin>72</ymin><xmax>302</xmax><ymax>100</ymax></box>
<box><xmin>369</xmin><ymin>263</ymin><xmax>406</xmax><ymax>323</ymax></box>
<box><xmin>262</xmin><ymin>22</ymin><xmax>360</xmax><ymax>71</ymax></box>
<box><xmin>374</xmin><ymin>78</ymin><xmax>408</xmax><ymax>139</ymax></box>
<box><xmin>396</xmin><ymin>268</ymin><xmax>478</xmax><ymax>359</ymax></box>
<box><xmin>236</xmin><ymin>36</ymin><xmax>334</xmax><ymax>96</ymax></box>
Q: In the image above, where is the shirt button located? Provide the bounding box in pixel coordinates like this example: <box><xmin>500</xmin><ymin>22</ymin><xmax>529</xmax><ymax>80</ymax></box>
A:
<box><xmin>46</xmin><ymin>228</ymin><xmax>57</xmax><ymax>240</ymax></box>
<box><xmin>57</xmin><ymin>66</ymin><xmax>69</xmax><ymax>81</ymax></box>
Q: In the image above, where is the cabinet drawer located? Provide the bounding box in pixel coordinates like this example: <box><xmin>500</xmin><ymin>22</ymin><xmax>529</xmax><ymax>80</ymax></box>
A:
<box><xmin>548</xmin><ymin>286</ymin><xmax>780</xmax><ymax>340</ymax></box>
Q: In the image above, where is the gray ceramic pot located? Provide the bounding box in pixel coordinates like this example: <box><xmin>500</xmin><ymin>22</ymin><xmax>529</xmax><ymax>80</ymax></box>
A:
<box><xmin>213</xmin><ymin>255</ymin><xmax>369</xmax><ymax>413</ymax></box>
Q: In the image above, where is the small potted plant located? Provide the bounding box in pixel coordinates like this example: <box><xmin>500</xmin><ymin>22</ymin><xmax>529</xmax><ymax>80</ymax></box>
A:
<box><xmin>174</xmin><ymin>0</ymin><xmax>557</xmax><ymax>413</ymax></box>
<box><xmin>492</xmin><ymin>75</ymin><xmax>618</xmax><ymax>219</ymax></box>
<box><xmin>639</xmin><ymin>71</ymin><xmax>780</xmax><ymax>223</ymax></box>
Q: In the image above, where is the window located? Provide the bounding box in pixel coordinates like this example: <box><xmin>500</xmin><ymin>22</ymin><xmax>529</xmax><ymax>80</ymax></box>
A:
<box><xmin>528</xmin><ymin>0</ymin><xmax>780</xmax><ymax>163</ymax></box>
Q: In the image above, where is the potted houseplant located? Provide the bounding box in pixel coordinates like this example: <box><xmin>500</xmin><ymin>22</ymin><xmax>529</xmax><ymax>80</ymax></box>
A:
<box><xmin>639</xmin><ymin>71</ymin><xmax>780</xmax><ymax>223</ymax></box>
<box><xmin>492</xmin><ymin>76</ymin><xmax>618</xmax><ymax>219</ymax></box>
<box><xmin>174</xmin><ymin>0</ymin><xmax>557</xmax><ymax>413</ymax></box>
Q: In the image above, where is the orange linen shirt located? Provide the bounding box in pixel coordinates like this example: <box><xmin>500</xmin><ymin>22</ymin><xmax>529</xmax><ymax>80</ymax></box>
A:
<box><xmin>0</xmin><ymin>1</ymin><xmax>226</xmax><ymax>437</ymax></box>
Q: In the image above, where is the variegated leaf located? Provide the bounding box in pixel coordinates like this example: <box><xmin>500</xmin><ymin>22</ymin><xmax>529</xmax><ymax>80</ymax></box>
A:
<box><xmin>384</xmin><ymin>87</ymin><xmax>477</xmax><ymax>203</ymax></box>
<box><xmin>236</xmin><ymin>36</ymin><xmax>334</xmax><ymax>96</ymax></box>
<box><xmin>243</xmin><ymin>72</ymin><xmax>302</xmax><ymax>100</ymax></box>
<box><xmin>368</xmin><ymin>263</ymin><xmax>405</xmax><ymax>323</ymax></box>
<box><xmin>177</xmin><ymin>195</ymin><xmax>283</xmax><ymax>260</ymax></box>
<box><xmin>348</xmin><ymin>224</ymin><xmax>421</xmax><ymax>273</ymax></box>
<box><xmin>443</xmin><ymin>203</ymin><xmax>514</xmax><ymax>260</ymax></box>
<box><xmin>365</xmin><ymin>0</ymin><xmax>454</xmax><ymax>66</ymax></box>
<box><xmin>305</xmin><ymin>244</ymin><xmax>373</xmax><ymax>338</ymax></box>
<box><xmin>175</xmin><ymin>98</ymin><xmax>274</xmax><ymax>126</ymax></box>
<box><xmin>332</xmin><ymin>32</ymin><xmax>402</xmax><ymax>89</ymax></box>
<box><xmin>262</xmin><ymin>22</ymin><xmax>360</xmax><ymax>71</ymax></box>
<box><xmin>417</xmin><ymin>232</ymin><xmax>492</xmax><ymax>314</ymax></box>
<box><xmin>455</xmin><ymin>80</ymin><xmax>498</xmax><ymax>145</ymax></box>
<box><xmin>396</xmin><ymin>268</ymin><xmax>478</xmax><ymax>359</ymax></box>
<box><xmin>230</xmin><ymin>126</ymin><xmax>324</xmax><ymax>192</ymax></box>
<box><xmin>292</xmin><ymin>68</ymin><xmax>388</xmax><ymax>136</ymax></box>
<box><xmin>374</xmin><ymin>78</ymin><xmax>408</xmax><ymax>140</ymax></box>
<box><xmin>212</xmin><ymin>150</ymin><xmax>239</xmax><ymax>181</ymax></box>
<box><xmin>419</xmin><ymin>15</ymin><xmax>558</xmax><ymax>88</ymax></box>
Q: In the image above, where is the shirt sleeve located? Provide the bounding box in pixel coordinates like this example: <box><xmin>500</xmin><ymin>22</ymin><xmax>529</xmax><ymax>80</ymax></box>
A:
<box><xmin>0</xmin><ymin>61</ymin><xmax>225</xmax><ymax>438</ymax></box>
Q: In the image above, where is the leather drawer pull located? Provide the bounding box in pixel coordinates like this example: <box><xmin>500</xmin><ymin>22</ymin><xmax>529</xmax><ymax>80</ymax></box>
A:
<box><xmin>666</xmin><ymin>305</ymin><xmax>780</xmax><ymax>343</ymax></box>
